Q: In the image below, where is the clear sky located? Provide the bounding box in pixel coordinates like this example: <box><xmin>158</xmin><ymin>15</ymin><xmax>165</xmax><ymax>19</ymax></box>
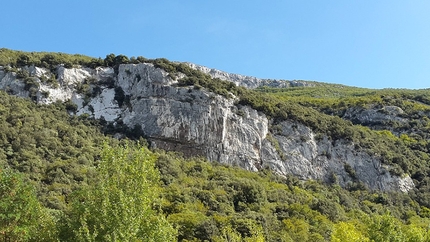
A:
<box><xmin>2</xmin><ymin>1</ymin><xmax>430</xmax><ymax>89</ymax></box>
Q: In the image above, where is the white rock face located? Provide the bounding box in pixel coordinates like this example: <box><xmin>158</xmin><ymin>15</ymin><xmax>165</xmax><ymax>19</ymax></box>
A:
<box><xmin>186</xmin><ymin>63</ymin><xmax>314</xmax><ymax>89</ymax></box>
<box><xmin>76</xmin><ymin>88</ymin><xmax>121</xmax><ymax>122</ymax></box>
<box><xmin>115</xmin><ymin>64</ymin><xmax>268</xmax><ymax>171</ymax></box>
<box><xmin>0</xmin><ymin>70</ymin><xmax>29</xmax><ymax>98</ymax></box>
<box><xmin>261</xmin><ymin>121</ymin><xmax>414</xmax><ymax>192</ymax></box>
<box><xmin>57</xmin><ymin>66</ymin><xmax>92</xmax><ymax>87</ymax></box>
<box><xmin>0</xmin><ymin>63</ymin><xmax>414</xmax><ymax>192</ymax></box>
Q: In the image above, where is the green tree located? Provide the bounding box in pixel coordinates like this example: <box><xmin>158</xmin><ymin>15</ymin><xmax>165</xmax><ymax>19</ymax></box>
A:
<box><xmin>62</xmin><ymin>143</ymin><xmax>176</xmax><ymax>241</ymax></box>
<box><xmin>212</xmin><ymin>223</ymin><xmax>265</xmax><ymax>242</ymax></box>
<box><xmin>16</xmin><ymin>54</ymin><xmax>31</xmax><ymax>66</ymax></box>
<box><xmin>114</xmin><ymin>54</ymin><xmax>129</xmax><ymax>65</ymax></box>
<box><xmin>283</xmin><ymin>218</ymin><xmax>310</xmax><ymax>242</ymax></box>
<box><xmin>367</xmin><ymin>214</ymin><xmax>406</xmax><ymax>242</ymax></box>
<box><xmin>0</xmin><ymin>169</ymin><xmax>53</xmax><ymax>241</ymax></box>
<box><xmin>104</xmin><ymin>53</ymin><xmax>116</xmax><ymax>67</ymax></box>
<box><xmin>331</xmin><ymin>221</ymin><xmax>369</xmax><ymax>242</ymax></box>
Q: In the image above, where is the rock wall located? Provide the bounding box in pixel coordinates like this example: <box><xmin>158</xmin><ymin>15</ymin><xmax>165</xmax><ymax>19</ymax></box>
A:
<box><xmin>261</xmin><ymin>121</ymin><xmax>414</xmax><ymax>192</ymax></box>
<box><xmin>0</xmin><ymin>64</ymin><xmax>414</xmax><ymax>192</ymax></box>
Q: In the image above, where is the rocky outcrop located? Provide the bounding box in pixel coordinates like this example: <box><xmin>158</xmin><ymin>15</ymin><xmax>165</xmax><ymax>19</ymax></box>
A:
<box><xmin>0</xmin><ymin>63</ymin><xmax>414</xmax><ymax>192</ymax></box>
<box><xmin>186</xmin><ymin>63</ymin><xmax>314</xmax><ymax>89</ymax></box>
<box><xmin>261</xmin><ymin>121</ymin><xmax>414</xmax><ymax>192</ymax></box>
<box><xmin>343</xmin><ymin>105</ymin><xmax>407</xmax><ymax>125</ymax></box>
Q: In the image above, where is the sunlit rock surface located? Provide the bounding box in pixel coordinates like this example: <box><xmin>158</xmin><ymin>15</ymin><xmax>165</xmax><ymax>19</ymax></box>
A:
<box><xmin>0</xmin><ymin>63</ymin><xmax>414</xmax><ymax>192</ymax></box>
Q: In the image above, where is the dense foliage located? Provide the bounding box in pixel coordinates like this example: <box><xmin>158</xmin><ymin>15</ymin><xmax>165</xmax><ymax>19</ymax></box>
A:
<box><xmin>0</xmin><ymin>91</ymin><xmax>108</xmax><ymax>210</ymax></box>
<box><xmin>2</xmin><ymin>49</ymin><xmax>430</xmax><ymax>240</ymax></box>
<box><xmin>156</xmin><ymin>152</ymin><xmax>430</xmax><ymax>241</ymax></box>
<box><xmin>0</xmin><ymin>48</ymin><xmax>102</xmax><ymax>71</ymax></box>
<box><xmin>58</xmin><ymin>144</ymin><xmax>176</xmax><ymax>241</ymax></box>
<box><xmin>0</xmin><ymin>168</ymin><xmax>55</xmax><ymax>241</ymax></box>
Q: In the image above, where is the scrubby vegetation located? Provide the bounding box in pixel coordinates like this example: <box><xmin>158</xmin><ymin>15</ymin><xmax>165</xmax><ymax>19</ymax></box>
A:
<box><xmin>0</xmin><ymin>48</ymin><xmax>102</xmax><ymax>70</ymax></box>
<box><xmin>156</xmin><ymin>152</ymin><xmax>430</xmax><ymax>241</ymax></box>
<box><xmin>2</xmin><ymin>49</ymin><xmax>430</xmax><ymax>240</ymax></box>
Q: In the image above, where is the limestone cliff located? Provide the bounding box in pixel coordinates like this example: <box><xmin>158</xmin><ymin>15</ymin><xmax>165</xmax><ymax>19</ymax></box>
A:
<box><xmin>0</xmin><ymin>63</ymin><xmax>414</xmax><ymax>192</ymax></box>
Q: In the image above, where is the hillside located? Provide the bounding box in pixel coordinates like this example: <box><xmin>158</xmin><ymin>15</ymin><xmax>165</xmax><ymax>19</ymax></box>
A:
<box><xmin>1</xmin><ymin>48</ymin><xmax>430</xmax><ymax>241</ymax></box>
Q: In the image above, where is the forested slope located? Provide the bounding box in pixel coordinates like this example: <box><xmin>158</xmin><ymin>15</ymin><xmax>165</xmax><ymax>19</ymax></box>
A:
<box><xmin>2</xmin><ymin>49</ymin><xmax>430</xmax><ymax>241</ymax></box>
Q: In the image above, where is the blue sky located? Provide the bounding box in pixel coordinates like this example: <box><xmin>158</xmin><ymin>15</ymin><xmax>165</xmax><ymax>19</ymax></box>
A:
<box><xmin>2</xmin><ymin>1</ymin><xmax>430</xmax><ymax>89</ymax></box>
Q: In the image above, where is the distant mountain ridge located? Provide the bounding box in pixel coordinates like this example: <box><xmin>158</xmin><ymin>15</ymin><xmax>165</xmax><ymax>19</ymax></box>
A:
<box><xmin>186</xmin><ymin>62</ymin><xmax>315</xmax><ymax>89</ymax></box>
